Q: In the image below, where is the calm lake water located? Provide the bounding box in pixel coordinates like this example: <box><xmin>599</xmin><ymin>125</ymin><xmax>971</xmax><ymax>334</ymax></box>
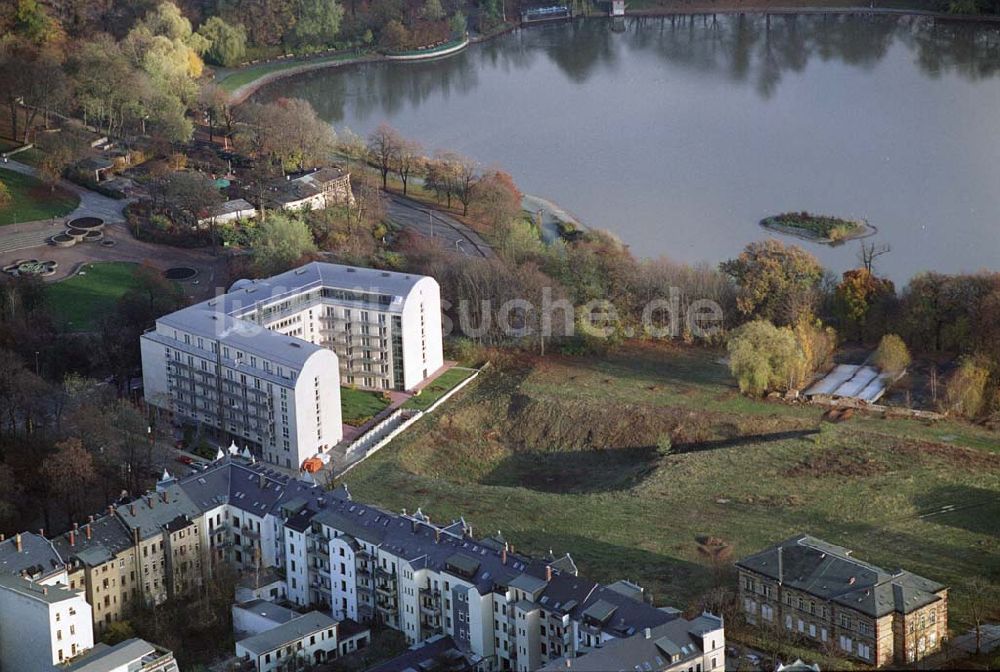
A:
<box><xmin>256</xmin><ymin>15</ymin><xmax>1000</xmax><ymax>282</ymax></box>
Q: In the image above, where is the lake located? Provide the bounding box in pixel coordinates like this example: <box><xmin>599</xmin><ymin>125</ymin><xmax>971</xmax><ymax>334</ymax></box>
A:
<box><xmin>255</xmin><ymin>14</ymin><xmax>1000</xmax><ymax>282</ymax></box>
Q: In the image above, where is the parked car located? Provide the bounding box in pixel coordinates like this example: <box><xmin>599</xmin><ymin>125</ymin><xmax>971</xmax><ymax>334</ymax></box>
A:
<box><xmin>175</xmin><ymin>455</ymin><xmax>193</xmax><ymax>465</ymax></box>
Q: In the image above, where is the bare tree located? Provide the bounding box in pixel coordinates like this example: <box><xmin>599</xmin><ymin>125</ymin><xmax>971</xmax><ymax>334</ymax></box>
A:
<box><xmin>968</xmin><ymin>577</ymin><xmax>999</xmax><ymax>654</ymax></box>
<box><xmin>367</xmin><ymin>123</ymin><xmax>401</xmax><ymax>190</ymax></box>
<box><xmin>394</xmin><ymin>137</ymin><xmax>422</xmax><ymax>195</ymax></box>
<box><xmin>858</xmin><ymin>240</ymin><xmax>891</xmax><ymax>274</ymax></box>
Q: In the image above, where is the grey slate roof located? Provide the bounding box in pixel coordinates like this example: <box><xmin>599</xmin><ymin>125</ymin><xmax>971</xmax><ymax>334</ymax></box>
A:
<box><xmin>367</xmin><ymin>635</ymin><xmax>473</xmax><ymax>672</ymax></box>
<box><xmin>538</xmin><ymin>614</ymin><xmax>723</xmax><ymax>672</ymax></box>
<box><xmin>234</xmin><ymin>599</ymin><xmax>298</xmax><ymax>626</ymax></box>
<box><xmin>736</xmin><ymin>534</ymin><xmax>945</xmax><ymax>617</ymax></box>
<box><xmin>61</xmin><ymin>638</ymin><xmax>173</xmax><ymax>672</ymax></box>
<box><xmin>0</xmin><ymin>532</ymin><xmax>64</xmax><ymax>581</ymax></box>
<box><xmin>237</xmin><ymin>611</ymin><xmax>336</xmax><ymax>655</ymax></box>
<box><xmin>0</xmin><ymin>573</ymin><xmax>81</xmax><ymax>605</ymax></box>
<box><xmin>116</xmin><ymin>486</ymin><xmax>202</xmax><ymax>541</ymax></box>
<box><xmin>56</xmin><ymin>516</ymin><xmax>150</xmax><ymax>560</ymax></box>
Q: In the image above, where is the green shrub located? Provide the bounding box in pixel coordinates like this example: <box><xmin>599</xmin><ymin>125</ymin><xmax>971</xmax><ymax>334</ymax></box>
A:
<box><xmin>872</xmin><ymin>334</ymin><xmax>911</xmax><ymax>374</ymax></box>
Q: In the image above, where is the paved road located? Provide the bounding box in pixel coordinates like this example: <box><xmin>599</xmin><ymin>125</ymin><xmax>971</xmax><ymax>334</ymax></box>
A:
<box><xmin>383</xmin><ymin>193</ymin><xmax>494</xmax><ymax>258</ymax></box>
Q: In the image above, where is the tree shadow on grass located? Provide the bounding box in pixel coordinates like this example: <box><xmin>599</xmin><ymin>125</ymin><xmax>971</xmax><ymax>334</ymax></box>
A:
<box><xmin>910</xmin><ymin>485</ymin><xmax>1000</xmax><ymax>538</ymax></box>
<box><xmin>480</xmin><ymin>446</ymin><xmax>660</xmax><ymax>494</ymax></box>
<box><xmin>673</xmin><ymin>428</ymin><xmax>820</xmax><ymax>454</ymax></box>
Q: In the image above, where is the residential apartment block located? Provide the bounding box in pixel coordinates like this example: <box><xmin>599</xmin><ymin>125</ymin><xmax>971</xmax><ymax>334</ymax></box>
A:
<box><xmin>171</xmin><ymin>455</ymin><xmax>720</xmax><ymax>671</ymax></box>
<box><xmin>737</xmin><ymin>535</ymin><xmax>948</xmax><ymax>667</ymax></box>
<box><xmin>140</xmin><ymin>261</ymin><xmax>443</xmax><ymax>470</ymax></box>
<box><xmin>1</xmin><ymin>454</ymin><xmax>719</xmax><ymax>671</ymax></box>
<box><xmin>0</xmin><ymin>573</ymin><xmax>93</xmax><ymax>671</ymax></box>
<box><xmin>52</xmin><ymin>515</ymin><xmax>139</xmax><ymax>637</ymax></box>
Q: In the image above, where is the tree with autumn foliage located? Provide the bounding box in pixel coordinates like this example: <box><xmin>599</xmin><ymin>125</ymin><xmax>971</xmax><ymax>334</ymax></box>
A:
<box><xmin>471</xmin><ymin>169</ymin><xmax>521</xmax><ymax>230</ymax></box>
<box><xmin>720</xmin><ymin>240</ymin><xmax>824</xmax><ymax>326</ymax></box>
<box><xmin>835</xmin><ymin>268</ymin><xmax>895</xmax><ymax>342</ymax></box>
<box><xmin>41</xmin><ymin>437</ymin><xmax>97</xmax><ymax>522</ymax></box>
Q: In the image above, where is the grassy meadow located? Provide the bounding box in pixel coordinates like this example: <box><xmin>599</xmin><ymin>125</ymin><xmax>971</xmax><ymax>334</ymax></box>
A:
<box><xmin>341</xmin><ymin>343</ymin><xmax>999</xmax><ymax>635</ymax></box>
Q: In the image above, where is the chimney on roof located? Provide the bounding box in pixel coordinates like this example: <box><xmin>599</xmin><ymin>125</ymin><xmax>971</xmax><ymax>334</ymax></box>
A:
<box><xmin>501</xmin><ymin>548</ymin><xmax>507</xmax><ymax>565</ymax></box>
<box><xmin>146</xmin><ymin>496</ymin><xmax>153</xmax><ymax>509</ymax></box>
<box><xmin>645</xmin><ymin>627</ymin><xmax>652</xmax><ymax>639</ymax></box>
<box><xmin>161</xmin><ymin>491</ymin><xmax>168</xmax><ymax>504</ymax></box>
<box><xmin>69</xmin><ymin>530</ymin><xmax>75</xmax><ymax>547</ymax></box>
<box><xmin>565</xmin><ymin>658</ymin><xmax>572</xmax><ymax>668</ymax></box>
<box><xmin>85</xmin><ymin>524</ymin><xmax>92</xmax><ymax>541</ymax></box>
<box><xmin>777</xmin><ymin>546</ymin><xmax>784</xmax><ymax>583</ymax></box>
<box><xmin>14</xmin><ymin>533</ymin><xmax>21</xmax><ymax>551</ymax></box>
<box><xmin>130</xmin><ymin>503</ymin><xmax>136</xmax><ymax>516</ymax></box>
<box><xmin>42</xmin><ymin>587</ymin><xmax>48</xmax><ymax>595</ymax></box>
<box><xmin>0</xmin><ymin>534</ymin><xmax>4</xmax><ymax>542</ymax></box>
<box><xmin>546</xmin><ymin>565</ymin><xmax>553</xmax><ymax>582</ymax></box>
<box><xmin>434</xmin><ymin>529</ymin><xmax>440</xmax><ymax>543</ymax></box>
<box><xmin>39</xmin><ymin>528</ymin><xmax>44</xmax><ymax>538</ymax></box>
<box><xmin>402</xmin><ymin>508</ymin><xmax>407</xmax><ymax>516</ymax></box>
<box><xmin>88</xmin><ymin>515</ymin><xmax>94</xmax><ymax>524</ymax></box>
<box><xmin>107</xmin><ymin>505</ymin><xmax>113</xmax><ymax>515</ymax></box>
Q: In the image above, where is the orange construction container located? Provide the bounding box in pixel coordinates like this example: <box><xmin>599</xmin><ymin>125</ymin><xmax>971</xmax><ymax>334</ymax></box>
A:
<box><xmin>302</xmin><ymin>457</ymin><xmax>324</xmax><ymax>473</ymax></box>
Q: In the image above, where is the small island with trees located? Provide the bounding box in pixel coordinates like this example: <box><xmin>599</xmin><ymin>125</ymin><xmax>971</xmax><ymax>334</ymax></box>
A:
<box><xmin>760</xmin><ymin>211</ymin><xmax>873</xmax><ymax>245</ymax></box>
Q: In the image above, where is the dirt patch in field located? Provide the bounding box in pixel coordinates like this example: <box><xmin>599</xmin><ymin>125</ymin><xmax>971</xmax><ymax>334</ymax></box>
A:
<box><xmin>783</xmin><ymin>446</ymin><xmax>890</xmax><ymax>478</ymax></box>
<box><xmin>885</xmin><ymin>437</ymin><xmax>1000</xmax><ymax>471</ymax></box>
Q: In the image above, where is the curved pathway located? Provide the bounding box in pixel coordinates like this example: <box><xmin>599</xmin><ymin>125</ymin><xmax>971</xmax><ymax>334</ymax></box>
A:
<box><xmin>384</xmin><ymin>192</ymin><xmax>494</xmax><ymax>258</ymax></box>
<box><xmin>0</xmin><ymin>159</ymin><xmax>129</xmax><ymax>256</ymax></box>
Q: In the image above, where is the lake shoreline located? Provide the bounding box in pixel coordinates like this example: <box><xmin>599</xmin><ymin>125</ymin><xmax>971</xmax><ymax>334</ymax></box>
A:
<box><xmin>222</xmin><ymin>5</ymin><xmax>999</xmax><ymax>104</ymax></box>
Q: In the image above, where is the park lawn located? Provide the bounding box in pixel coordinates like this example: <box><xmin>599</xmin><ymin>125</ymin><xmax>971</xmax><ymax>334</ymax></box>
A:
<box><xmin>341</xmin><ymin>342</ymin><xmax>1000</xmax><ymax>641</ymax></box>
<box><xmin>0</xmin><ymin>167</ymin><xmax>79</xmax><ymax>225</ymax></box>
<box><xmin>341</xmin><ymin>386</ymin><xmax>391</xmax><ymax>426</ymax></box>
<box><xmin>403</xmin><ymin>367</ymin><xmax>476</xmax><ymax>411</ymax></box>
<box><xmin>46</xmin><ymin>262</ymin><xmax>142</xmax><ymax>331</ymax></box>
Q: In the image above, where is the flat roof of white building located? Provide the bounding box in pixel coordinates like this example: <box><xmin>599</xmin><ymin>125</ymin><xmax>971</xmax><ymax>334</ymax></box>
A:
<box><xmin>147</xmin><ymin>262</ymin><xmax>436</xmax><ymax>378</ymax></box>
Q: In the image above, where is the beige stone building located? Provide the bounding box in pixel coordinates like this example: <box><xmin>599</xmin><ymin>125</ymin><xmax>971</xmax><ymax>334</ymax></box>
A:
<box><xmin>52</xmin><ymin>514</ymin><xmax>139</xmax><ymax>637</ymax></box>
<box><xmin>116</xmin><ymin>485</ymin><xmax>207</xmax><ymax>606</ymax></box>
<box><xmin>737</xmin><ymin>535</ymin><xmax>948</xmax><ymax>667</ymax></box>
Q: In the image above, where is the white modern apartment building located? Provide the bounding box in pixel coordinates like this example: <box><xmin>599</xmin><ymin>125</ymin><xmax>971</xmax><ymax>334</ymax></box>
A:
<box><xmin>0</xmin><ymin>574</ymin><xmax>94</xmax><ymax>671</ymax></box>
<box><xmin>140</xmin><ymin>261</ymin><xmax>443</xmax><ymax>470</ymax></box>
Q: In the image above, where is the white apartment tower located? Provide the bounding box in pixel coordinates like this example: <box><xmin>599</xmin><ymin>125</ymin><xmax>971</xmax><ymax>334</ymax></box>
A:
<box><xmin>141</xmin><ymin>262</ymin><xmax>443</xmax><ymax>469</ymax></box>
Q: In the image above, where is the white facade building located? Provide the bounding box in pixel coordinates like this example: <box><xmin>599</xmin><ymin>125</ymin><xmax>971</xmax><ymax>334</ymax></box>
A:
<box><xmin>0</xmin><ymin>574</ymin><xmax>94</xmax><ymax>671</ymax></box>
<box><xmin>141</xmin><ymin>262</ymin><xmax>443</xmax><ymax>470</ymax></box>
<box><xmin>235</xmin><ymin>611</ymin><xmax>339</xmax><ymax>671</ymax></box>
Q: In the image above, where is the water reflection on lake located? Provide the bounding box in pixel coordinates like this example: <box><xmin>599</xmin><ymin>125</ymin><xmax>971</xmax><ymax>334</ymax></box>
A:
<box><xmin>256</xmin><ymin>14</ymin><xmax>1000</xmax><ymax>281</ymax></box>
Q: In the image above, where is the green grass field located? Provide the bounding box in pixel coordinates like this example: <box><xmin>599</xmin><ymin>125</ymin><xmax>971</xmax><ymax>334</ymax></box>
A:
<box><xmin>46</xmin><ymin>262</ymin><xmax>141</xmax><ymax>331</ymax></box>
<box><xmin>403</xmin><ymin>367</ymin><xmax>476</xmax><ymax>411</ymax></box>
<box><xmin>0</xmin><ymin>167</ymin><xmax>79</xmax><ymax>225</ymax></box>
<box><xmin>341</xmin><ymin>343</ymin><xmax>999</xmax><ymax>641</ymax></box>
<box><xmin>341</xmin><ymin>387</ymin><xmax>391</xmax><ymax>426</ymax></box>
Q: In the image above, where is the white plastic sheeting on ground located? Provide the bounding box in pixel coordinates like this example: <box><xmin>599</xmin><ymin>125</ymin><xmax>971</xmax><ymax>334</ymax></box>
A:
<box><xmin>805</xmin><ymin>364</ymin><xmax>891</xmax><ymax>403</ymax></box>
